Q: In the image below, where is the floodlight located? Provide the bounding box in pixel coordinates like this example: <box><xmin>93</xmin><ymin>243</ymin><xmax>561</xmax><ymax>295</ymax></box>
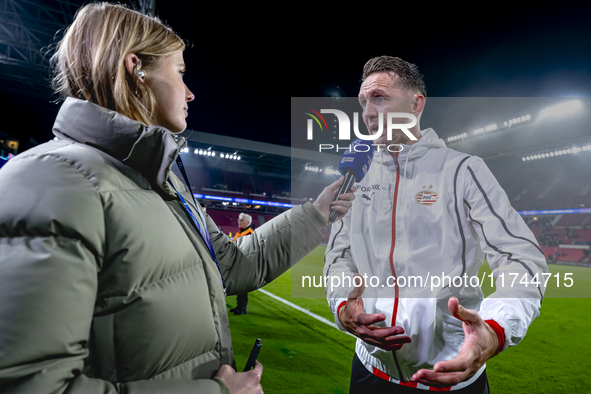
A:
<box><xmin>539</xmin><ymin>100</ymin><xmax>582</xmax><ymax>119</ymax></box>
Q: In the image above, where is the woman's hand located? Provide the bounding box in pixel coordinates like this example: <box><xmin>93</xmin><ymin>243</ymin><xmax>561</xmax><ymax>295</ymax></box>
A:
<box><xmin>216</xmin><ymin>362</ymin><xmax>263</xmax><ymax>394</ymax></box>
<box><xmin>313</xmin><ymin>176</ymin><xmax>356</xmax><ymax>223</ymax></box>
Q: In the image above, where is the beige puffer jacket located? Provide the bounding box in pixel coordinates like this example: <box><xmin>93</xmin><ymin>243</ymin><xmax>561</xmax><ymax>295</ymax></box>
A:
<box><xmin>0</xmin><ymin>98</ymin><xmax>327</xmax><ymax>393</ymax></box>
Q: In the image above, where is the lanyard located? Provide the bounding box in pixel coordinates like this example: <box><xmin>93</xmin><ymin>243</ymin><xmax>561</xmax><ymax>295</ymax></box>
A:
<box><xmin>170</xmin><ymin>155</ymin><xmax>227</xmax><ymax>296</ymax></box>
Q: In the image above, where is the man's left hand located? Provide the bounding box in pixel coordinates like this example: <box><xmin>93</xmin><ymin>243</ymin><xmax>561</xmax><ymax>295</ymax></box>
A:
<box><xmin>411</xmin><ymin>297</ymin><xmax>499</xmax><ymax>387</ymax></box>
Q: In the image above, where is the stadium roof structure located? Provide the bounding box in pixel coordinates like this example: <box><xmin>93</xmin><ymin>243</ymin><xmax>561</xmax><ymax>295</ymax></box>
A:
<box><xmin>0</xmin><ymin>0</ymin><xmax>155</xmax><ymax>98</ymax></box>
<box><xmin>423</xmin><ymin>97</ymin><xmax>591</xmax><ymax>170</ymax></box>
<box><xmin>185</xmin><ymin>130</ymin><xmax>341</xmax><ymax>168</ymax></box>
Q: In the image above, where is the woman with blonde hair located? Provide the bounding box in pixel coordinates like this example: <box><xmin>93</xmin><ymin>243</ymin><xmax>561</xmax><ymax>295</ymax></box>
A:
<box><xmin>0</xmin><ymin>3</ymin><xmax>354</xmax><ymax>393</ymax></box>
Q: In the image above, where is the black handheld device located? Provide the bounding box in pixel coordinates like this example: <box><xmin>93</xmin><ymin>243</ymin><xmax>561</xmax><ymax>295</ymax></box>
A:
<box><xmin>243</xmin><ymin>338</ymin><xmax>262</xmax><ymax>372</ymax></box>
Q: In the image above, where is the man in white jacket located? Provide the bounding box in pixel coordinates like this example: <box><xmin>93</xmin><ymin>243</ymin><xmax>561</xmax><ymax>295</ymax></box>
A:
<box><xmin>324</xmin><ymin>56</ymin><xmax>548</xmax><ymax>392</ymax></box>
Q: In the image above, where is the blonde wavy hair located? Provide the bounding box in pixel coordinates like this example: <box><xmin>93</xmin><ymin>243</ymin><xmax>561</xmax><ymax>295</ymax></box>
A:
<box><xmin>51</xmin><ymin>2</ymin><xmax>184</xmax><ymax>125</ymax></box>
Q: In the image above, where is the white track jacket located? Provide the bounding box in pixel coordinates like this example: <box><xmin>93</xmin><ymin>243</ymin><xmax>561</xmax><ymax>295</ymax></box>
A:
<box><xmin>325</xmin><ymin>128</ymin><xmax>548</xmax><ymax>390</ymax></box>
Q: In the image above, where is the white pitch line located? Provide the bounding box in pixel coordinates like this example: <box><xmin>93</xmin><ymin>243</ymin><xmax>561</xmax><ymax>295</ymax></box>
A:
<box><xmin>257</xmin><ymin>288</ymin><xmax>355</xmax><ymax>338</ymax></box>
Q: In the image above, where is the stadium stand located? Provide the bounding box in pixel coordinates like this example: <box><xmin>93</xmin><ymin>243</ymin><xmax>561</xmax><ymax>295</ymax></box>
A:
<box><xmin>555</xmin><ymin>213</ymin><xmax>591</xmax><ymax>227</ymax></box>
<box><xmin>522</xmin><ymin>212</ymin><xmax>591</xmax><ymax>265</ymax></box>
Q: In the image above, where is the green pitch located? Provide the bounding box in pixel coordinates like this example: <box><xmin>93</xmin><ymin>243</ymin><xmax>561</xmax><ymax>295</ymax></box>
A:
<box><xmin>227</xmin><ymin>246</ymin><xmax>591</xmax><ymax>393</ymax></box>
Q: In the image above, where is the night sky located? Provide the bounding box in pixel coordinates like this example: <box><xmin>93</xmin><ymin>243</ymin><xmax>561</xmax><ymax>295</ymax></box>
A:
<box><xmin>2</xmin><ymin>2</ymin><xmax>590</xmax><ymax>148</ymax></box>
<box><xmin>120</xmin><ymin>2</ymin><xmax>591</xmax><ymax>146</ymax></box>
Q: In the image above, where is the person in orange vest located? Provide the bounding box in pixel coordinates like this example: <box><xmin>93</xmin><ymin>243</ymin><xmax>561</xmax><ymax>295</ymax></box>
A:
<box><xmin>230</xmin><ymin>213</ymin><xmax>254</xmax><ymax>315</ymax></box>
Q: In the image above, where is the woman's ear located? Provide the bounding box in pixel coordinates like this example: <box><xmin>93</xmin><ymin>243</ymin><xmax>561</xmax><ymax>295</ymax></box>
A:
<box><xmin>124</xmin><ymin>53</ymin><xmax>144</xmax><ymax>81</ymax></box>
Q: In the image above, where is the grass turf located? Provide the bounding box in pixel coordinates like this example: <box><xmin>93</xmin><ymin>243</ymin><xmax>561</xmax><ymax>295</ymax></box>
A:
<box><xmin>227</xmin><ymin>246</ymin><xmax>591</xmax><ymax>393</ymax></box>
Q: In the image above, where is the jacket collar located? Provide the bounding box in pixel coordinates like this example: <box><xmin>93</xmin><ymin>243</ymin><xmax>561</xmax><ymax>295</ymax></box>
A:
<box><xmin>377</xmin><ymin>128</ymin><xmax>446</xmax><ymax>168</ymax></box>
<box><xmin>52</xmin><ymin>97</ymin><xmax>181</xmax><ymax>196</ymax></box>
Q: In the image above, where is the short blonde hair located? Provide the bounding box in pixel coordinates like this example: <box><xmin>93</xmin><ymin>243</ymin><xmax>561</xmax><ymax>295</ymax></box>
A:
<box><xmin>50</xmin><ymin>2</ymin><xmax>184</xmax><ymax>125</ymax></box>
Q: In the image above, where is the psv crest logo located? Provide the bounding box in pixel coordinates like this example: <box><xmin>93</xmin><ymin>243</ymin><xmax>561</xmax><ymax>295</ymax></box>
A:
<box><xmin>415</xmin><ymin>186</ymin><xmax>439</xmax><ymax>206</ymax></box>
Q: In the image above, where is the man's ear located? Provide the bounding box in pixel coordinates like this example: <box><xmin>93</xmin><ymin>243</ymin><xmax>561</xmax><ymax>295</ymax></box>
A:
<box><xmin>124</xmin><ymin>53</ymin><xmax>144</xmax><ymax>81</ymax></box>
<box><xmin>411</xmin><ymin>94</ymin><xmax>426</xmax><ymax>117</ymax></box>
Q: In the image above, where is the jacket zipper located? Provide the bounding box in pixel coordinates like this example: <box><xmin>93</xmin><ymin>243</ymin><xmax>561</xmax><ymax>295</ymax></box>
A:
<box><xmin>389</xmin><ymin>152</ymin><xmax>405</xmax><ymax>381</ymax></box>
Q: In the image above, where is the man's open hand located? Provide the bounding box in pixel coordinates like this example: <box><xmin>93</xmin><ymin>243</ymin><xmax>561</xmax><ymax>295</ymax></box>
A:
<box><xmin>339</xmin><ymin>273</ymin><xmax>411</xmax><ymax>351</ymax></box>
<box><xmin>411</xmin><ymin>297</ymin><xmax>499</xmax><ymax>387</ymax></box>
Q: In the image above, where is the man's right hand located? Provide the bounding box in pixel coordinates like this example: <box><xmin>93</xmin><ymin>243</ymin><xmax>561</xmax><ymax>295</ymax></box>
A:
<box><xmin>215</xmin><ymin>362</ymin><xmax>263</xmax><ymax>394</ymax></box>
<box><xmin>339</xmin><ymin>274</ymin><xmax>411</xmax><ymax>351</ymax></box>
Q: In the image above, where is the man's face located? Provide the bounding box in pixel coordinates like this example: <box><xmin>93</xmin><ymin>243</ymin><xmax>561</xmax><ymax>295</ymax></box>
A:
<box><xmin>237</xmin><ymin>215</ymin><xmax>249</xmax><ymax>229</ymax></box>
<box><xmin>358</xmin><ymin>72</ymin><xmax>415</xmax><ymax>145</ymax></box>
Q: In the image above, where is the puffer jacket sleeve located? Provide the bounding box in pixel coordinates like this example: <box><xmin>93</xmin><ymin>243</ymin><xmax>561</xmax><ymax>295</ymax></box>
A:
<box><xmin>0</xmin><ymin>154</ymin><xmax>229</xmax><ymax>394</ymax></box>
<box><xmin>207</xmin><ymin>201</ymin><xmax>328</xmax><ymax>296</ymax></box>
<box><xmin>323</xmin><ymin>208</ymin><xmax>356</xmax><ymax>332</ymax></box>
<box><xmin>462</xmin><ymin>156</ymin><xmax>548</xmax><ymax>351</ymax></box>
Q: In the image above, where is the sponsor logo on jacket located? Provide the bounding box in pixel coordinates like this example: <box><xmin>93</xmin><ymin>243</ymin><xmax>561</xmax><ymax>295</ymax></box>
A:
<box><xmin>355</xmin><ymin>184</ymin><xmax>381</xmax><ymax>193</ymax></box>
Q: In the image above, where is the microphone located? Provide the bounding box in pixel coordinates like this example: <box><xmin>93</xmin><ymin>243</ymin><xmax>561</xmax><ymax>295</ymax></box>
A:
<box><xmin>329</xmin><ymin>139</ymin><xmax>374</xmax><ymax>222</ymax></box>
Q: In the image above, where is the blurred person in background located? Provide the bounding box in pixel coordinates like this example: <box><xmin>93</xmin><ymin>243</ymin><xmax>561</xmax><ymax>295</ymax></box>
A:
<box><xmin>230</xmin><ymin>213</ymin><xmax>254</xmax><ymax>315</ymax></box>
<box><xmin>0</xmin><ymin>3</ymin><xmax>355</xmax><ymax>393</ymax></box>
